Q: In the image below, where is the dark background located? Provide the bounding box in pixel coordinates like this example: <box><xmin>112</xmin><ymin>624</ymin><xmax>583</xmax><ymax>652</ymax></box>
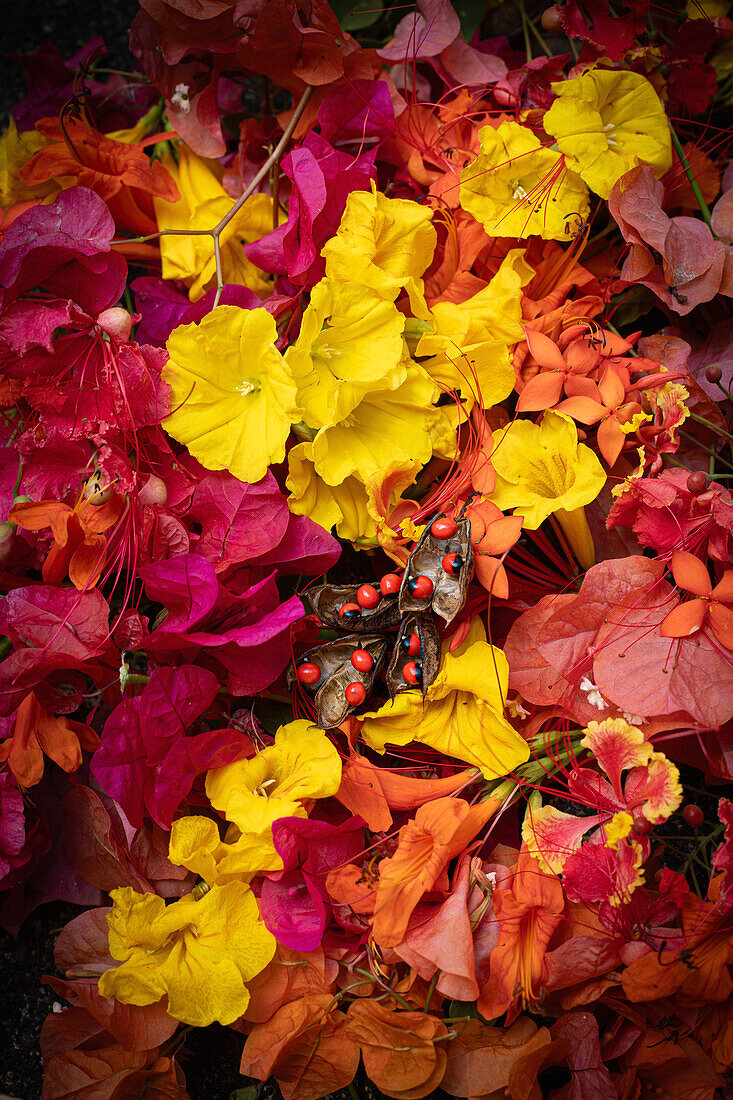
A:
<box><xmin>1</xmin><ymin>0</ymin><xmax>140</xmax><ymax>124</ymax></box>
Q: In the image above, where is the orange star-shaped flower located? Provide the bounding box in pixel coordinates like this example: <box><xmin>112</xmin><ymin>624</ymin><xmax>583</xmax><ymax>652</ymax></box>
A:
<box><xmin>660</xmin><ymin>550</ymin><xmax>733</xmax><ymax>650</ymax></box>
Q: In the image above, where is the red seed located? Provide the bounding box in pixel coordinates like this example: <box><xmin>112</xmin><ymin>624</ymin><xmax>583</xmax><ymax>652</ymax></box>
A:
<box><xmin>687</xmin><ymin>471</ymin><xmax>708</xmax><ymax>495</ymax></box>
<box><xmin>345</xmin><ymin>682</ymin><xmax>367</xmax><ymax>706</ymax></box>
<box><xmin>356</xmin><ymin>583</ymin><xmax>380</xmax><ymax>609</ymax></box>
<box><xmin>379</xmin><ymin>573</ymin><xmax>401</xmax><ymax>596</ymax></box>
<box><xmin>403</xmin><ymin>661</ymin><xmax>423</xmax><ymax>685</ymax></box>
<box><xmin>296</xmin><ymin>662</ymin><xmax>321</xmax><ymax>685</ymax></box>
<box><xmin>430</xmin><ymin>516</ymin><xmax>458</xmax><ymax>539</ymax></box>
<box><xmin>541</xmin><ymin>5</ymin><xmax>563</xmax><ymax>33</ymax></box>
<box><xmin>401</xmin><ymin>632</ymin><xmax>421</xmax><ymax>656</ymax></box>
<box><xmin>407</xmin><ymin>574</ymin><xmax>434</xmax><ymax>599</ymax></box>
<box><xmin>683</xmin><ymin>804</ymin><xmax>703</xmax><ymax>828</ymax></box>
<box><xmin>442</xmin><ymin>552</ymin><xmax>463</xmax><ymax>575</ymax></box>
<box><xmin>338</xmin><ymin>602</ymin><xmax>362</xmax><ymax>619</ymax></box>
<box><xmin>350</xmin><ymin>649</ymin><xmax>374</xmax><ymax>672</ymax></box>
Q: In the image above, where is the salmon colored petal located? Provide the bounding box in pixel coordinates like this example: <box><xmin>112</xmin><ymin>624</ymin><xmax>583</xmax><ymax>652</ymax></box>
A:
<box><xmin>69</xmin><ymin>534</ymin><xmax>107</xmax><ymax>590</ymax></box>
<box><xmin>476</xmin><ymin>514</ymin><xmax>524</xmax><ymax>555</ymax></box>
<box><xmin>554</xmin><ymin>396</ymin><xmax>605</xmax><ymax>425</ymax></box>
<box><xmin>709</xmin><ymin>601</ymin><xmax>733</xmax><ymax>650</ymax></box>
<box><xmin>524</xmin><ymin>328</ymin><xmax>566</xmax><ymax>371</ymax></box>
<box><xmin>596</xmin><ymin>416</ymin><xmax>625</xmax><ymax>467</ymax></box>
<box><xmin>711</xmin><ymin>570</ymin><xmax>733</xmax><ymax>603</ymax></box>
<box><xmin>474</xmin><ymin>555</ymin><xmax>509</xmax><ymax>598</ymax></box>
<box><xmin>659</xmin><ymin>598</ymin><xmax>708</xmax><ymax>638</ymax></box>
<box><xmin>597</xmin><ymin>366</ymin><xmax>626</xmax><ymax>410</ymax></box>
<box><xmin>670</xmin><ymin>550</ymin><xmax>712</xmax><ymax>597</ymax></box>
<box><xmin>515</xmin><ymin>371</ymin><xmax>565</xmax><ymax>412</ymax></box>
<box><xmin>562</xmin><ymin>374</ymin><xmax>601</xmax><ymax>401</ymax></box>
<box><xmin>8</xmin><ymin>500</ymin><xmax>71</xmax><ymax>531</ymax></box>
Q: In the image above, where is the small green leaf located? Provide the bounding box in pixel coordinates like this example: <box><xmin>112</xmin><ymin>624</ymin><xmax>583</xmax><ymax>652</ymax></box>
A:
<box><xmin>454</xmin><ymin>0</ymin><xmax>487</xmax><ymax>42</ymax></box>
<box><xmin>331</xmin><ymin>0</ymin><xmax>385</xmax><ymax>32</ymax></box>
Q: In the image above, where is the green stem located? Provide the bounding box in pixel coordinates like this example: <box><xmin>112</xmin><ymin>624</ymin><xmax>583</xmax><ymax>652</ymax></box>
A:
<box><xmin>516</xmin><ymin>0</ymin><xmax>533</xmax><ymax>62</ymax></box>
<box><xmin>424</xmin><ymin>970</ymin><xmax>441</xmax><ymax>1012</ymax></box>
<box><xmin>669</xmin><ymin>125</ymin><xmax>713</xmax><ymax>227</ymax></box>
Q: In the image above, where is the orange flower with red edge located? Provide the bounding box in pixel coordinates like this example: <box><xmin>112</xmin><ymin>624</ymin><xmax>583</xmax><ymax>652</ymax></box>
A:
<box><xmin>19</xmin><ymin>116</ymin><xmax>179</xmax><ymax>235</ymax></box>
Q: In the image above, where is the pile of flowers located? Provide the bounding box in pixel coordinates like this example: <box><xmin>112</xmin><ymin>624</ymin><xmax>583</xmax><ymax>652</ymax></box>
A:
<box><xmin>1</xmin><ymin>0</ymin><xmax>733</xmax><ymax>1096</ymax></box>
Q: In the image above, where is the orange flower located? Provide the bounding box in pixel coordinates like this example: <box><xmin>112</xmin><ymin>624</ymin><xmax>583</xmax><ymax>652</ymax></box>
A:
<box><xmin>10</xmin><ymin>483</ymin><xmax>125</xmax><ymax>590</ymax></box>
<box><xmin>555</xmin><ymin>365</ymin><xmax>647</xmax><ymax>466</ymax></box>
<box><xmin>0</xmin><ymin>691</ymin><xmax>100</xmax><ymax>787</ymax></box>
<box><xmin>465</xmin><ymin>498</ymin><xmax>524</xmax><ymax>598</ymax></box>
<box><xmin>477</xmin><ymin>845</ymin><xmax>564</xmax><ymax>1022</ymax></box>
<box><xmin>19</xmin><ymin>117</ymin><xmax>179</xmax><ymax>235</ymax></box>
<box><xmin>661</xmin><ymin>551</ymin><xmax>733</xmax><ymax>650</ymax></box>
<box><xmin>371</xmin><ymin>794</ymin><xmax>501</xmax><ymax>949</ymax></box>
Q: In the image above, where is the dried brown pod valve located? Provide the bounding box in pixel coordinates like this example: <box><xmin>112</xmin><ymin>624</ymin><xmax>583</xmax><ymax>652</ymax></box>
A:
<box><xmin>399</xmin><ymin>513</ymin><xmax>473</xmax><ymax>625</ymax></box>
<box><xmin>386</xmin><ymin>612</ymin><xmax>441</xmax><ymax>698</ymax></box>
<box><xmin>287</xmin><ymin>634</ymin><xmax>387</xmax><ymax>729</ymax></box>
<box><xmin>308</xmin><ymin>583</ymin><xmax>402</xmax><ymax>633</ymax></box>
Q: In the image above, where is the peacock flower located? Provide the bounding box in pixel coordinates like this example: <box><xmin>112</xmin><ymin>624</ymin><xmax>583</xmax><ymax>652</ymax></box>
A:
<box><xmin>154</xmin><ymin>144</ymin><xmax>273</xmax><ymax>300</ymax></box>
<box><xmin>168</xmin><ymin>815</ymin><xmax>282</xmax><ymax>886</ymax></box>
<box><xmin>321</xmin><ymin>182</ymin><xmax>436</xmax><ymax>310</ymax></box>
<box><xmin>98</xmin><ymin>883</ymin><xmax>275</xmax><ymax>1027</ymax></box>
<box><xmin>308</xmin><ymin>363</ymin><xmax>444</xmax><ymax>487</ymax></box>
<box><xmin>543</xmin><ymin>69</ymin><xmax>672</xmax><ymax>200</ymax></box>
<box><xmin>205</xmin><ymin>720</ymin><xmax>342</xmax><ymax>839</ymax></box>
<box><xmin>162</xmin><ymin>305</ymin><xmax>301</xmax><ymax>485</ymax></box>
<box><xmin>487</xmin><ymin>411</ymin><xmax>605</xmax><ymax>566</ymax></box>
<box><xmin>459</xmin><ymin>119</ymin><xmax>589</xmax><ymax>241</ymax></box>
<box><xmin>413</xmin><ymin>248</ymin><xmax>531</xmax><ymax>406</ymax></box>
<box><xmin>361</xmin><ymin>619</ymin><xmax>530</xmax><ymax>779</ymax></box>
<box><xmin>20</xmin><ymin>116</ymin><xmax>179</xmax><ymax>236</ymax></box>
<box><xmin>285</xmin><ymin>278</ymin><xmax>406</xmax><ymax>428</ymax></box>
<box><xmin>660</xmin><ymin>551</ymin><xmax>733</xmax><ymax>650</ymax></box>
<box><xmin>0</xmin><ymin>119</ymin><xmax>55</xmax><ymax>210</ymax></box>
<box><xmin>522</xmin><ymin>717</ymin><xmax>682</xmax><ymax>877</ymax></box>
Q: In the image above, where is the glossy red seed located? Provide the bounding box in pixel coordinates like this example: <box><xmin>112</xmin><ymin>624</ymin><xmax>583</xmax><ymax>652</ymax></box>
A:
<box><xmin>351</xmin><ymin>649</ymin><xmax>374</xmax><ymax>672</ymax></box>
<box><xmin>356</xmin><ymin>583</ymin><xmax>380</xmax><ymax>609</ymax></box>
<box><xmin>403</xmin><ymin>660</ymin><xmax>423</xmax><ymax>685</ymax></box>
<box><xmin>430</xmin><ymin>516</ymin><xmax>458</xmax><ymax>539</ymax></box>
<box><xmin>687</xmin><ymin>471</ymin><xmax>708</xmax><ymax>495</ymax></box>
<box><xmin>345</xmin><ymin>681</ymin><xmax>367</xmax><ymax>706</ymax></box>
<box><xmin>683</xmin><ymin>804</ymin><xmax>704</xmax><ymax>828</ymax></box>
<box><xmin>379</xmin><ymin>573</ymin><xmax>402</xmax><ymax>596</ymax></box>
<box><xmin>402</xmin><ymin>632</ymin><xmax>421</xmax><ymax>656</ymax></box>
<box><xmin>407</xmin><ymin>574</ymin><xmax>434</xmax><ymax>599</ymax></box>
<box><xmin>442</xmin><ymin>552</ymin><xmax>463</xmax><ymax>575</ymax></box>
<box><xmin>296</xmin><ymin>662</ymin><xmax>321</xmax><ymax>685</ymax></box>
<box><xmin>632</xmin><ymin>815</ymin><xmax>651</xmax><ymax>836</ymax></box>
<box><xmin>338</xmin><ymin>602</ymin><xmax>362</xmax><ymax>618</ymax></box>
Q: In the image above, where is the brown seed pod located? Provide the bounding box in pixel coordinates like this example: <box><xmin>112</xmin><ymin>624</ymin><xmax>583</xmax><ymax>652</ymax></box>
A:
<box><xmin>308</xmin><ymin>583</ymin><xmax>402</xmax><ymax>632</ymax></box>
<box><xmin>399</xmin><ymin>513</ymin><xmax>473</xmax><ymax>625</ymax></box>
<box><xmin>287</xmin><ymin>634</ymin><xmax>388</xmax><ymax>729</ymax></box>
<box><xmin>386</xmin><ymin>612</ymin><xmax>441</xmax><ymax>697</ymax></box>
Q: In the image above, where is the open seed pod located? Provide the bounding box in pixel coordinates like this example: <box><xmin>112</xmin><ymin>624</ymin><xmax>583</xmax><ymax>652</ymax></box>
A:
<box><xmin>287</xmin><ymin>633</ymin><xmax>388</xmax><ymax>729</ymax></box>
<box><xmin>398</xmin><ymin>513</ymin><xmax>473</xmax><ymax>625</ymax></box>
<box><xmin>386</xmin><ymin>612</ymin><xmax>441</xmax><ymax>697</ymax></box>
<box><xmin>308</xmin><ymin>583</ymin><xmax>402</xmax><ymax>633</ymax></box>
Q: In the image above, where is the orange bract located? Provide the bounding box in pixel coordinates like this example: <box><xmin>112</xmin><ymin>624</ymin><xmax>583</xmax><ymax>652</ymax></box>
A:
<box><xmin>0</xmin><ymin>691</ymin><xmax>100</xmax><ymax>787</ymax></box>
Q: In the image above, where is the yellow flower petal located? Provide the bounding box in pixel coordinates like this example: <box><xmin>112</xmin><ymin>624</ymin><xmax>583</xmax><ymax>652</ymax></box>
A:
<box><xmin>544</xmin><ymin>70</ymin><xmax>672</xmax><ymax>200</ymax></box>
<box><xmin>163</xmin><ymin>304</ymin><xmax>301</xmax><ymax>483</ymax></box>
<box><xmin>322</xmin><ymin>182</ymin><xmax>436</xmax><ymax>309</ymax></box>
<box><xmin>286</xmin><ymin>278</ymin><xmax>407</xmax><ymax>428</ymax></box>
<box><xmin>205</xmin><ymin>720</ymin><xmax>342</xmax><ymax>837</ymax></box>
<box><xmin>99</xmin><ymin>883</ymin><xmax>275</xmax><ymax>1027</ymax></box>
<box><xmin>361</xmin><ymin>630</ymin><xmax>529</xmax><ymax>779</ymax></box>
<box><xmin>286</xmin><ymin>441</ymin><xmax>379</xmax><ymax>544</ymax></box>
<box><xmin>0</xmin><ymin>119</ymin><xmax>56</xmax><ymax>210</ymax></box>
<box><xmin>460</xmin><ymin>120</ymin><xmax>589</xmax><ymax>241</ymax></box>
<box><xmin>310</xmin><ymin>364</ymin><xmax>440</xmax><ymax>486</ymax></box>
<box><xmin>489</xmin><ymin>411</ymin><xmax>606</xmax><ymax>529</ymax></box>
<box><xmin>154</xmin><ymin>145</ymin><xmax>273</xmax><ymax>300</ymax></box>
<box><xmin>168</xmin><ymin>815</ymin><xmax>282</xmax><ymax>884</ymax></box>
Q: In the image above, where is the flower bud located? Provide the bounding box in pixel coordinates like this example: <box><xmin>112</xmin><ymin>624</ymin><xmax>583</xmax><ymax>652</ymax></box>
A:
<box><xmin>97</xmin><ymin>307</ymin><xmax>133</xmax><ymax>343</ymax></box>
